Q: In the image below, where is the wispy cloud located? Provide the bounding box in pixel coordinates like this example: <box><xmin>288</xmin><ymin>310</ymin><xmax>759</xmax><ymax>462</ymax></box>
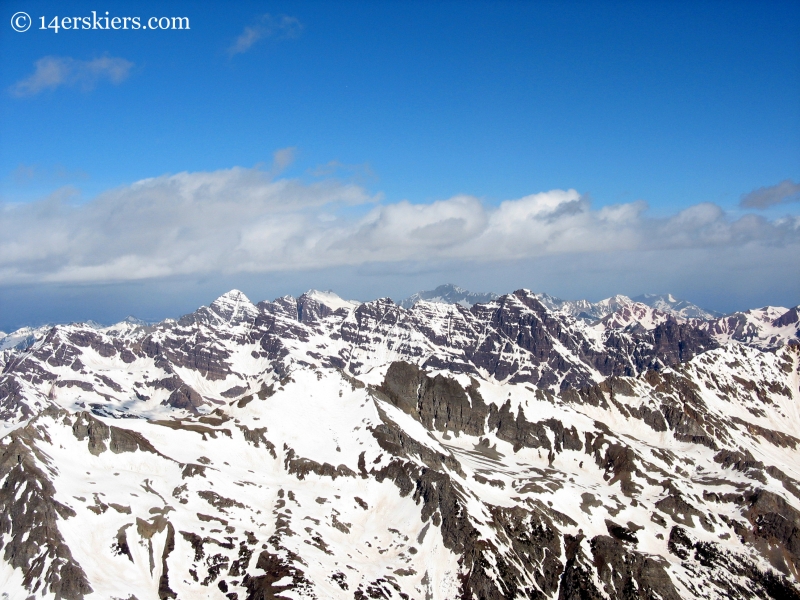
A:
<box><xmin>1</xmin><ymin>167</ymin><xmax>798</xmax><ymax>286</ymax></box>
<box><xmin>10</xmin><ymin>164</ymin><xmax>36</xmax><ymax>184</ymax></box>
<box><xmin>10</xmin><ymin>163</ymin><xmax>89</xmax><ymax>185</ymax></box>
<box><xmin>10</xmin><ymin>56</ymin><xmax>134</xmax><ymax>97</ymax></box>
<box><xmin>309</xmin><ymin>160</ymin><xmax>377</xmax><ymax>183</ymax></box>
<box><xmin>270</xmin><ymin>147</ymin><xmax>297</xmax><ymax>176</ymax></box>
<box><xmin>740</xmin><ymin>179</ymin><xmax>800</xmax><ymax>209</ymax></box>
<box><xmin>228</xmin><ymin>14</ymin><xmax>302</xmax><ymax>56</ymax></box>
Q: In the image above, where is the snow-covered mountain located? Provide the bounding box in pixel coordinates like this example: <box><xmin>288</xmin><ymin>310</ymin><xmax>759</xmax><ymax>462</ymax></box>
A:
<box><xmin>400</xmin><ymin>283</ymin><xmax>499</xmax><ymax>309</ymax></box>
<box><xmin>0</xmin><ymin>324</ymin><xmax>52</xmax><ymax>352</ymax></box>
<box><xmin>1</xmin><ymin>288</ymin><xmax>799</xmax><ymax>599</ymax></box>
<box><xmin>695</xmin><ymin>305</ymin><xmax>800</xmax><ymax>349</ymax></box>
<box><xmin>533</xmin><ymin>292</ymin><xmax>627</xmax><ymax>320</ymax></box>
<box><xmin>631</xmin><ymin>293</ymin><xmax>723</xmax><ymax>320</ymax></box>
<box><xmin>533</xmin><ymin>292</ymin><xmax>720</xmax><ymax>322</ymax></box>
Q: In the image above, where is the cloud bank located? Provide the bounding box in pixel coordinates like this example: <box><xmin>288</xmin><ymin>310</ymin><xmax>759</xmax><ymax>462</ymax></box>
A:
<box><xmin>10</xmin><ymin>56</ymin><xmax>134</xmax><ymax>97</ymax></box>
<box><xmin>1</xmin><ymin>167</ymin><xmax>798</xmax><ymax>286</ymax></box>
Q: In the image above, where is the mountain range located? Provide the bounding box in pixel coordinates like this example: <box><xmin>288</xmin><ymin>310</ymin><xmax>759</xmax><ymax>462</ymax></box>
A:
<box><xmin>0</xmin><ymin>285</ymin><xmax>798</xmax><ymax>599</ymax></box>
<box><xmin>398</xmin><ymin>285</ymin><xmax>722</xmax><ymax>321</ymax></box>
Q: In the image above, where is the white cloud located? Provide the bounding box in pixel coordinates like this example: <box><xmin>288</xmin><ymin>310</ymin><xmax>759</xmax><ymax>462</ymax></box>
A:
<box><xmin>1</xmin><ymin>166</ymin><xmax>798</xmax><ymax>285</ymax></box>
<box><xmin>228</xmin><ymin>14</ymin><xmax>302</xmax><ymax>56</ymax></box>
<box><xmin>10</xmin><ymin>56</ymin><xmax>134</xmax><ymax>97</ymax></box>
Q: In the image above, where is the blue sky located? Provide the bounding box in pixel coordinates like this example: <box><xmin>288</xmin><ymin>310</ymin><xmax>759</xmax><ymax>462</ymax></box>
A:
<box><xmin>0</xmin><ymin>0</ymin><xmax>798</xmax><ymax>328</ymax></box>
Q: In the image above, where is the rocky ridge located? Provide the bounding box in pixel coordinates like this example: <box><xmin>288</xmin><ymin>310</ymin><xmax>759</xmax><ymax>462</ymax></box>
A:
<box><xmin>0</xmin><ymin>287</ymin><xmax>799</xmax><ymax>599</ymax></box>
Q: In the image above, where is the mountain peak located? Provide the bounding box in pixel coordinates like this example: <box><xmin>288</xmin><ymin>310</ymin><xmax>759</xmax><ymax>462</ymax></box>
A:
<box><xmin>213</xmin><ymin>289</ymin><xmax>251</xmax><ymax>304</ymax></box>
<box><xmin>300</xmin><ymin>290</ymin><xmax>359</xmax><ymax>311</ymax></box>
<box><xmin>296</xmin><ymin>289</ymin><xmax>360</xmax><ymax>323</ymax></box>
<box><xmin>431</xmin><ymin>283</ymin><xmax>467</xmax><ymax>294</ymax></box>
<box><xmin>209</xmin><ymin>289</ymin><xmax>258</xmax><ymax>323</ymax></box>
<box><xmin>122</xmin><ymin>315</ymin><xmax>148</xmax><ymax>325</ymax></box>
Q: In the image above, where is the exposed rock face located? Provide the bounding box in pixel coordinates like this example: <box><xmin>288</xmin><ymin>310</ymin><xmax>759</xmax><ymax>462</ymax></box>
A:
<box><xmin>378</xmin><ymin>361</ymin><xmax>489</xmax><ymax>436</ymax></box>
<box><xmin>0</xmin><ymin>410</ymin><xmax>93</xmax><ymax>600</ymax></box>
<box><xmin>0</xmin><ymin>288</ymin><xmax>798</xmax><ymax>598</ymax></box>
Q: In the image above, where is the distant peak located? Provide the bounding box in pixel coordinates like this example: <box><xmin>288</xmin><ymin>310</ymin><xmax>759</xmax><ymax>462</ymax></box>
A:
<box><xmin>122</xmin><ymin>315</ymin><xmax>148</xmax><ymax>325</ymax></box>
<box><xmin>400</xmin><ymin>284</ymin><xmax>498</xmax><ymax>309</ymax></box>
<box><xmin>214</xmin><ymin>289</ymin><xmax>252</xmax><ymax>304</ymax></box>
<box><xmin>432</xmin><ymin>283</ymin><xmax>466</xmax><ymax>294</ymax></box>
<box><xmin>629</xmin><ymin>292</ymin><xmax>721</xmax><ymax>319</ymax></box>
